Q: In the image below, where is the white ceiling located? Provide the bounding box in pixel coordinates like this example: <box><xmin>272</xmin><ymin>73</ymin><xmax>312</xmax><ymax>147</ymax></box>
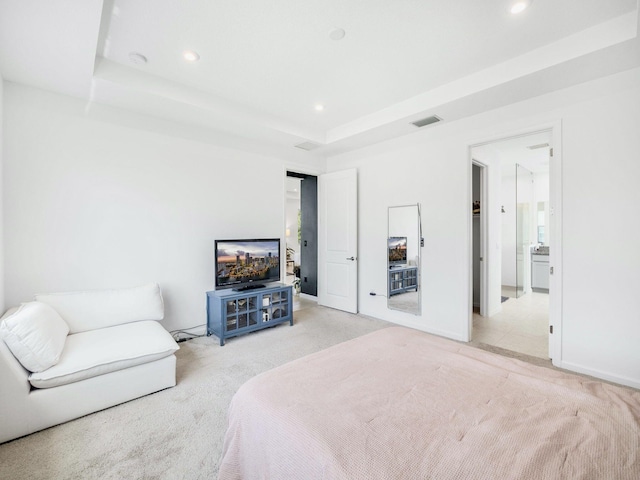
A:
<box><xmin>1</xmin><ymin>0</ymin><xmax>639</xmax><ymax>156</ymax></box>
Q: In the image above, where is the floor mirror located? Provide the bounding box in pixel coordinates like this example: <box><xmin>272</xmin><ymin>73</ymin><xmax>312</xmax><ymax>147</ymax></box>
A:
<box><xmin>387</xmin><ymin>204</ymin><xmax>422</xmax><ymax>315</ymax></box>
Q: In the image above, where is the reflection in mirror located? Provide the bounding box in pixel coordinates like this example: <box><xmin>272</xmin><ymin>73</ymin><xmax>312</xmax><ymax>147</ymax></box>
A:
<box><xmin>387</xmin><ymin>204</ymin><xmax>422</xmax><ymax>315</ymax></box>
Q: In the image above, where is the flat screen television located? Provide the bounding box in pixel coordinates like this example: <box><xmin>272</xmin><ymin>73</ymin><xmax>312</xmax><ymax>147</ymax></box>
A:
<box><xmin>215</xmin><ymin>238</ymin><xmax>281</xmax><ymax>291</ymax></box>
<box><xmin>388</xmin><ymin>236</ymin><xmax>407</xmax><ymax>266</ymax></box>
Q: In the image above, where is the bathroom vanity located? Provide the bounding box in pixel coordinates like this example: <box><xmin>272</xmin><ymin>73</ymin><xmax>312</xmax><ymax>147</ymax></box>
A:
<box><xmin>531</xmin><ymin>246</ymin><xmax>549</xmax><ymax>292</ymax></box>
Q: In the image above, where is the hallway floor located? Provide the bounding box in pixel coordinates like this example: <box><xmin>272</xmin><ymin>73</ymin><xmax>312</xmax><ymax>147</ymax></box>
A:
<box><xmin>284</xmin><ymin>273</ymin><xmax>318</xmax><ymax>312</ymax></box>
<box><xmin>473</xmin><ymin>291</ymin><xmax>549</xmax><ymax>359</ymax></box>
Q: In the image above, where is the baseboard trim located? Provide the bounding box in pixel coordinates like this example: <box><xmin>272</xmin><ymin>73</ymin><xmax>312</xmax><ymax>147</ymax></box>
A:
<box><xmin>555</xmin><ymin>360</ymin><xmax>640</xmax><ymax>390</ymax></box>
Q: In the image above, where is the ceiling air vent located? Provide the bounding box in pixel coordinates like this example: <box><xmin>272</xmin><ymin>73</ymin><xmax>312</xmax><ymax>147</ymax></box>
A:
<box><xmin>411</xmin><ymin>115</ymin><xmax>442</xmax><ymax>128</ymax></box>
<box><xmin>527</xmin><ymin>143</ymin><xmax>550</xmax><ymax>150</ymax></box>
<box><xmin>294</xmin><ymin>141</ymin><xmax>320</xmax><ymax>151</ymax></box>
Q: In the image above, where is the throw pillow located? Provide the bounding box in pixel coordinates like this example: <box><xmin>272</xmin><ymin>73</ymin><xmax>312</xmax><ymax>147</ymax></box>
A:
<box><xmin>0</xmin><ymin>302</ymin><xmax>69</xmax><ymax>372</ymax></box>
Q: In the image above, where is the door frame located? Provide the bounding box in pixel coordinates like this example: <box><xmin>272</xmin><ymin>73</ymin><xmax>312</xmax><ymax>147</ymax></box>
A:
<box><xmin>467</xmin><ymin>120</ymin><xmax>563</xmax><ymax>364</ymax></box>
<box><xmin>287</xmin><ymin>171</ymin><xmax>318</xmax><ymax>296</ymax></box>
<box><xmin>284</xmin><ymin>166</ymin><xmax>321</xmax><ymax>299</ymax></box>
<box><xmin>471</xmin><ymin>160</ymin><xmax>488</xmax><ymax>318</ymax></box>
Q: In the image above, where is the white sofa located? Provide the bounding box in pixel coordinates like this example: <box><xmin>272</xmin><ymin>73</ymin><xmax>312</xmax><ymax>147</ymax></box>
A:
<box><xmin>0</xmin><ymin>283</ymin><xmax>179</xmax><ymax>444</ymax></box>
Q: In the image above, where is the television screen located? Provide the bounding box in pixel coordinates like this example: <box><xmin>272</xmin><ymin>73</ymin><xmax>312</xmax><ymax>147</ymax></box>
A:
<box><xmin>215</xmin><ymin>239</ymin><xmax>281</xmax><ymax>290</ymax></box>
<box><xmin>388</xmin><ymin>237</ymin><xmax>407</xmax><ymax>266</ymax></box>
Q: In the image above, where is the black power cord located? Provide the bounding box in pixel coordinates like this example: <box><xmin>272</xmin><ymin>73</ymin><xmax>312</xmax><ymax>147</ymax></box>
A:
<box><xmin>169</xmin><ymin>324</ymin><xmax>206</xmax><ymax>343</ymax></box>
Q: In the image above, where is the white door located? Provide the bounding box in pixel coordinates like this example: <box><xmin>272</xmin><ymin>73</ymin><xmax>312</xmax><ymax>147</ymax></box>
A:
<box><xmin>318</xmin><ymin>168</ymin><xmax>358</xmax><ymax>313</ymax></box>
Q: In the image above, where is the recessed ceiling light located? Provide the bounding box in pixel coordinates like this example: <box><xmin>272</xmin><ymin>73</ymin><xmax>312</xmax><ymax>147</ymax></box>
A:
<box><xmin>315</xmin><ymin>104</ymin><xmax>324</xmax><ymax>112</ymax></box>
<box><xmin>128</xmin><ymin>52</ymin><xmax>147</xmax><ymax>65</ymax></box>
<box><xmin>510</xmin><ymin>1</ymin><xmax>531</xmax><ymax>14</ymax></box>
<box><xmin>183</xmin><ymin>50</ymin><xmax>200</xmax><ymax>62</ymax></box>
<box><xmin>329</xmin><ymin>27</ymin><xmax>346</xmax><ymax>41</ymax></box>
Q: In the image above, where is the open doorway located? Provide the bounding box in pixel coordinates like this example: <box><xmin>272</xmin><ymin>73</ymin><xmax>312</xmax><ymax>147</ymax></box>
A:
<box><xmin>471</xmin><ymin>130</ymin><xmax>553</xmax><ymax>360</ymax></box>
<box><xmin>286</xmin><ymin>171</ymin><xmax>318</xmax><ymax>302</ymax></box>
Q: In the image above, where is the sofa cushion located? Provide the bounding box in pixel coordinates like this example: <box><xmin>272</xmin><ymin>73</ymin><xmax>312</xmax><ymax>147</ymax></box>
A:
<box><xmin>35</xmin><ymin>283</ymin><xmax>164</xmax><ymax>334</ymax></box>
<box><xmin>0</xmin><ymin>302</ymin><xmax>69</xmax><ymax>373</ymax></box>
<box><xmin>29</xmin><ymin>320</ymin><xmax>178</xmax><ymax>389</ymax></box>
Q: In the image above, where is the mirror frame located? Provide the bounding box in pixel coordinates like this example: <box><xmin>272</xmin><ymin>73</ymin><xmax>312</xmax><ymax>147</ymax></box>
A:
<box><xmin>387</xmin><ymin>203</ymin><xmax>422</xmax><ymax>315</ymax></box>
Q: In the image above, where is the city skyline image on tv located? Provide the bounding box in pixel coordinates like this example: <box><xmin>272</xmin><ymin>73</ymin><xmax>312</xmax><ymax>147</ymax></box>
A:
<box><xmin>215</xmin><ymin>239</ymin><xmax>280</xmax><ymax>288</ymax></box>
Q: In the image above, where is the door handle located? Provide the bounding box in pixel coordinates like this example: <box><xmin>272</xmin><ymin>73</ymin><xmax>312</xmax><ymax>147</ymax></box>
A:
<box><xmin>346</xmin><ymin>256</ymin><xmax>356</xmax><ymax>261</ymax></box>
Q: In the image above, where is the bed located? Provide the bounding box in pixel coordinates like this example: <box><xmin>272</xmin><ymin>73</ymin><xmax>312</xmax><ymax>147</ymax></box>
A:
<box><xmin>218</xmin><ymin>327</ymin><xmax>640</xmax><ymax>479</ymax></box>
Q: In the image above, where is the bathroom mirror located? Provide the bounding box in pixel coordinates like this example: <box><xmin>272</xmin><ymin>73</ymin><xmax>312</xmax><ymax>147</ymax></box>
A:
<box><xmin>387</xmin><ymin>204</ymin><xmax>422</xmax><ymax>315</ymax></box>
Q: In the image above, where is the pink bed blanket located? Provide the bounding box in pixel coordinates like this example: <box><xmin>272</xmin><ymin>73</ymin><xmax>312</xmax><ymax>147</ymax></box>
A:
<box><xmin>218</xmin><ymin>327</ymin><xmax>640</xmax><ymax>479</ymax></box>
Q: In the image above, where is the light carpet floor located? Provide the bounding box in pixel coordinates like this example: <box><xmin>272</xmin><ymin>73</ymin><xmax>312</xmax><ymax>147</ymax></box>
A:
<box><xmin>0</xmin><ymin>303</ymin><xmax>580</xmax><ymax>479</ymax></box>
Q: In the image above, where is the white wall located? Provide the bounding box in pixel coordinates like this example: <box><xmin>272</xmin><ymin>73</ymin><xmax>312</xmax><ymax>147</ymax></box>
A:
<box><xmin>326</xmin><ymin>67</ymin><xmax>640</xmax><ymax>388</ymax></box>
<box><xmin>2</xmin><ymin>83</ymin><xmax>323</xmax><ymax>332</ymax></box>
<box><xmin>0</xmin><ymin>76</ymin><xmax>4</xmax><ymax>313</ymax></box>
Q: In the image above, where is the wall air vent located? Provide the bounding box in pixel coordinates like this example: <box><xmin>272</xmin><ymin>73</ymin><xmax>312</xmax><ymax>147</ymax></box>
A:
<box><xmin>294</xmin><ymin>141</ymin><xmax>320</xmax><ymax>151</ymax></box>
<box><xmin>411</xmin><ymin>115</ymin><xmax>442</xmax><ymax>128</ymax></box>
<box><xmin>527</xmin><ymin>143</ymin><xmax>550</xmax><ymax>150</ymax></box>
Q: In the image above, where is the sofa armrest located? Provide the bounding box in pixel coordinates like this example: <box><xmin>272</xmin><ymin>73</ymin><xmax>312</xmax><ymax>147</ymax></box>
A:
<box><xmin>0</xmin><ymin>338</ymin><xmax>31</xmax><ymax>393</ymax></box>
<box><xmin>0</xmin><ymin>305</ymin><xmax>32</xmax><ymax>393</ymax></box>
<box><xmin>35</xmin><ymin>283</ymin><xmax>164</xmax><ymax>334</ymax></box>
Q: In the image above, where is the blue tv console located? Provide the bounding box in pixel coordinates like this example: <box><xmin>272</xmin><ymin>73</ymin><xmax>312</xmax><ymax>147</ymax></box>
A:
<box><xmin>206</xmin><ymin>283</ymin><xmax>293</xmax><ymax>346</ymax></box>
<box><xmin>388</xmin><ymin>265</ymin><xmax>418</xmax><ymax>296</ymax></box>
